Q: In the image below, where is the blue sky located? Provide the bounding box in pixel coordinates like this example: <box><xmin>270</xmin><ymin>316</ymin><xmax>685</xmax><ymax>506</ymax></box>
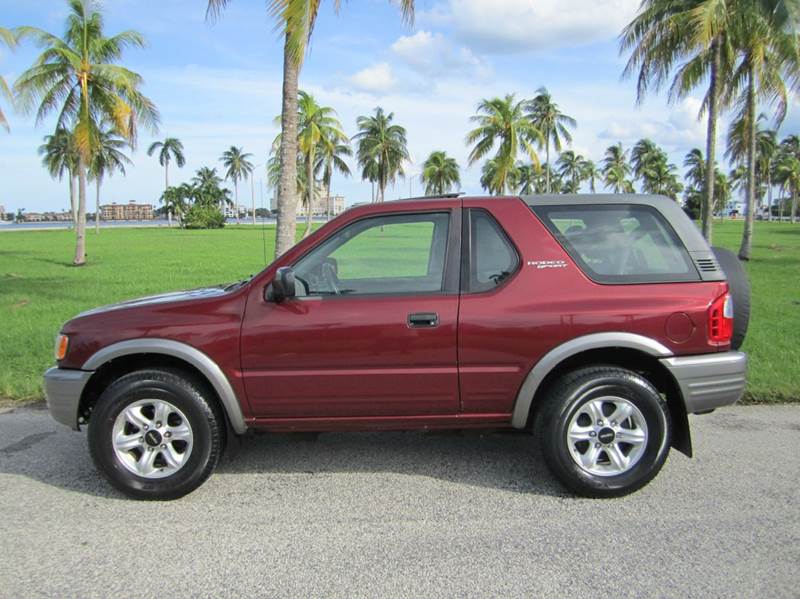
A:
<box><xmin>1</xmin><ymin>0</ymin><xmax>798</xmax><ymax>214</ymax></box>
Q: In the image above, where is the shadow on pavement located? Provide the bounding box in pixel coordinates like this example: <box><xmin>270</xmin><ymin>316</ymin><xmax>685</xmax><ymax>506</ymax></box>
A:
<box><xmin>0</xmin><ymin>408</ymin><xmax>568</xmax><ymax>500</ymax></box>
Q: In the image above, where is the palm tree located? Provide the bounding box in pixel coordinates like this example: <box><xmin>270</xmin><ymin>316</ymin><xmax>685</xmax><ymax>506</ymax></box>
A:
<box><xmin>293</xmin><ymin>92</ymin><xmax>347</xmax><ymax>236</ymax></box>
<box><xmin>602</xmin><ymin>143</ymin><xmax>633</xmax><ymax>193</ymax></box>
<box><xmin>727</xmin><ymin>113</ymin><xmax>779</xmax><ymax>220</ymax></box>
<box><xmin>480</xmin><ymin>158</ymin><xmax>520</xmax><ymax>195</ymax></box>
<box><xmin>630</xmin><ymin>138</ymin><xmax>661</xmax><ymax>183</ymax></box>
<box><xmin>466</xmin><ymin>94</ymin><xmax>542</xmax><ymax>195</ymax></box>
<box><xmin>160</xmin><ymin>185</ymin><xmax>190</xmax><ymax>228</ymax></box>
<box><xmin>725</xmin><ymin>5</ymin><xmax>797</xmax><ymax>260</ymax></box>
<box><xmin>38</xmin><ymin>127</ymin><xmax>79</xmax><ymax>222</ymax></box>
<box><xmin>15</xmin><ymin>0</ymin><xmax>159</xmax><ymax>265</ymax></box>
<box><xmin>316</xmin><ymin>128</ymin><xmax>352</xmax><ymax>220</ymax></box>
<box><xmin>556</xmin><ymin>150</ymin><xmax>586</xmax><ymax>193</ymax></box>
<box><xmin>0</xmin><ymin>28</ymin><xmax>17</xmax><ymax>132</ymax></box>
<box><xmin>621</xmin><ymin>0</ymin><xmax>738</xmax><ymax>243</ymax></box>
<box><xmin>220</xmin><ymin>146</ymin><xmax>254</xmax><ymax>225</ymax></box>
<box><xmin>643</xmin><ymin>159</ymin><xmax>683</xmax><ymax>199</ymax></box>
<box><xmin>514</xmin><ymin>163</ymin><xmax>538</xmax><ymax>195</ymax></box>
<box><xmin>90</xmin><ymin>128</ymin><xmax>131</xmax><ymax>233</ymax></box>
<box><xmin>684</xmin><ymin>148</ymin><xmax>706</xmax><ymax>192</ymax></box>
<box><xmin>193</xmin><ymin>166</ymin><xmax>223</xmax><ymax>188</ymax></box>
<box><xmin>757</xmin><ymin>127</ymin><xmax>779</xmax><ymax>221</ymax></box>
<box><xmin>775</xmin><ymin>135</ymin><xmax>800</xmax><ymax>223</ymax></box>
<box><xmin>206</xmin><ymin>0</ymin><xmax>414</xmax><ymax>257</ymax></box>
<box><xmin>581</xmin><ymin>159</ymin><xmax>600</xmax><ymax>193</ymax></box>
<box><xmin>604</xmin><ymin>164</ymin><xmax>635</xmax><ymax>193</ymax></box>
<box><xmin>147</xmin><ymin>137</ymin><xmax>186</xmax><ymax>213</ymax></box>
<box><xmin>354</xmin><ymin>107</ymin><xmax>410</xmax><ymax>204</ymax></box>
<box><xmin>421</xmin><ymin>151</ymin><xmax>460</xmax><ymax>195</ymax></box>
<box><xmin>527</xmin><ymin>87</ymin><xmax>576</xmax><ymax>193</ymax></box>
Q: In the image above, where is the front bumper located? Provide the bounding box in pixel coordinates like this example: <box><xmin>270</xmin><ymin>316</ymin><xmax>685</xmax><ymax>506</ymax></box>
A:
<box><xmin>660</xmin><ymin>351</ymin><xmax>747</xmax><ymax>414</ymax></box>
<box><xmin>43</xmin><ymin>367</ymin><xmax>93</xmax><ymax>430</ymax></box>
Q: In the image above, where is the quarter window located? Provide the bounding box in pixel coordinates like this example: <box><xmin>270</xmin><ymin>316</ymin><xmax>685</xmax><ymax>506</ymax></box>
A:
<box><xmin>293</xmin><ymin>212</ymin><xmax>450</xmax><ymax>296</ymax></box>
<box><xmin>467</xmin><ymin>210</ymin><xmax>519</xmax><ymax>292</ymax></box>
<box><xmin>532</xmin><ymin>204</ymin><xmax>698</xmax><ymax>283</ymax></box>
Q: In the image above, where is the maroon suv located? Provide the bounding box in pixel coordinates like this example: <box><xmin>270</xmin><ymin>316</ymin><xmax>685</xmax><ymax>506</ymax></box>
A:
<box><xmin>44</xmin><ymin>194</ymin><xmax>750</xmax><ymax>499</ymax></box>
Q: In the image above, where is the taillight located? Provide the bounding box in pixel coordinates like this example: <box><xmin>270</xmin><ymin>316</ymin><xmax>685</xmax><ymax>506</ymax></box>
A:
<box><xmin>708</xmin><ymin>293</ymin><xmax>734</xmax><ymax>343</ymax></box>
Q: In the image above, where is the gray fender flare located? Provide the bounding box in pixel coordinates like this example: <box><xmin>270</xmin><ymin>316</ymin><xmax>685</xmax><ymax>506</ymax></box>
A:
<box><xmin>83</xmin><ymin>338</ymin><xmax>247</xmax><ymax>434</ymax></box>
<box><xmin>510</xmin><ymin>332</ymin><xmax>673</xmax><ymax>428</ymax></box>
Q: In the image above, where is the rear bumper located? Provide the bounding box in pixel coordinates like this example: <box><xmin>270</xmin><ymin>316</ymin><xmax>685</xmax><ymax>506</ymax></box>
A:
<box><xmin>43</xmin><ymin>367</ymin><xmax>93</xmax><ymax>430</ymax></box>
<box><xmin>660</xmin><ymin>351</ymin><xmax>747</xmax><ymax>414</ymax></box>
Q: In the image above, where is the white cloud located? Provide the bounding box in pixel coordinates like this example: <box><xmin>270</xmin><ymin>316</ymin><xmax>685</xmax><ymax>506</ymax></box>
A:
<box><xmin>598</xmin><ymin>97</ymin><xmax>707</xmax><ymax>150</ymax></box>
<box><xmin>391</xmin><ymin>30</ymin><xmax>490</xmax><ymax>78</ymax></box>
<box><xmin>441</xmin><ymin>0</ymin><xmax>641</xmax><ymax>53</ymax></box>
<box><xmin>348</xmin><ymin>62</ymin><xmax>397</xmax><ymax>94</ymax></box>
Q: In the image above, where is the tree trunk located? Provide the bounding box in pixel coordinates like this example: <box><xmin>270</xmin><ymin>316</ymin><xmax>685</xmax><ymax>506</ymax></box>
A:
<box><xmin>252</xmin><ymin>176</ymin><xmax>256</xmax><ymax>226</ymax></box>
<box><xmin>95</xmin><ymin>177</ymin><xmax>100</xmax><ymax>234</ymax></box>
<box><xmin>165</xmin><ymin>160</ymin><xmax>171</xmax><ymax>227</ymax></box>
<box><xmin>69</xmin><ymin>172</ymin><xmax>77</xmax><ymax>226</ymax></box>
<box><xmin>234</xmin><ymin>180</ymin><xmax>240</xmax><ymax>225</ymax></box>
<box><xmin>738</xmin><ymin>66</ymin><xmax>757</xmax><ymax>261</ymax></box>
<box><xmin>304</xmin><ymin>154</ymin><xmax>313</xmax><ymax>238</ymax></box>
<box><xmin>792</xmin><ymin>185</ymin><xmax>798</xmax><ymax>223</ymax></box>
<box><xmin>326</xmin><ymin>177</ymin><xmax>332</xmax><ymax>221</ymax></box>
<box><xmin>767</xmin><ymin>170</ymin><xmax>773</xmax><ymax>221</ymax></box>
<box><xmin>74</xmin><ymin>161</ymin><xmax>87</xmax><ymax>266</ymax></box>
<box><xmin>780</xmin><ymin>186</ymin><xmax>785</xmax><ymax>220</ymax></box>
<box><xmin>702</xmin><ymin>38</ymin><xmax>720</xmax><ymax>243</ymax></box>
<box><xmin>275</xmin><ymin>32</ymin><xmax>300</xmax><ymax>257</ymax></box>
<box><xmin>545</xmin><ymin>134</ymin><xmax>551</xmax><ymax>194</ymax></box>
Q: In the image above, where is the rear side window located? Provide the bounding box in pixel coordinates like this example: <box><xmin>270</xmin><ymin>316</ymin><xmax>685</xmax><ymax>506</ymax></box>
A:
<box><xmin>532</xmin><ymin>204</ymin><xmax>698</xmax><ymax>284</ymax></box>
<box><xmin>466</xmin><ymin>209</ymin><xmax>519</xmax><ymax>292</ymax></box>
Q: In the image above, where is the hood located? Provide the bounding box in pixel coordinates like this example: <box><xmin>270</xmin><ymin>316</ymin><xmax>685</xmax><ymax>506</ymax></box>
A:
<box><xmin>75</xmin><ymin>285</ymin><xmax>233</xmax><ymax>318</ymax></box>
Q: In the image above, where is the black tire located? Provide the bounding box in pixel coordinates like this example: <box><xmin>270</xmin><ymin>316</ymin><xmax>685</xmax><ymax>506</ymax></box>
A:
<box><xmin>88</xmin><ymin>368</ymin><xmax>224</xmax><ymax>500</ymax></box>
<box><xmin>536</xmin><ymin>366</ymin><xmax>671</xmax><ymax>498</ymax></box>
<box><xmin>711</xmin><ymin>246</ymin><xmax>750</xmax><ymax>350</ymax></box>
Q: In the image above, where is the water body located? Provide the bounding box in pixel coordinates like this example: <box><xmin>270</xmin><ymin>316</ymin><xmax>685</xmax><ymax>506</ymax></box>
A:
<box><xmin>0</xmin><ymin>217</ymin><xmax>299</xmax><ymax>232</ymax></box>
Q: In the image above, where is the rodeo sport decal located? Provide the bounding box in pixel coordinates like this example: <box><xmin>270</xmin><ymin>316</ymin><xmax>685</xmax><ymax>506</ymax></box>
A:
<box><xmin>527</xmin><ymin>259</ymin><xmax>568</xmax><ymax>270</ymax></box>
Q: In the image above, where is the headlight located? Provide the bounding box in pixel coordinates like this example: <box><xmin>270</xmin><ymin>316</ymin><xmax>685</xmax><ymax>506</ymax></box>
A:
<box><xmin>55</xmin><ymin>334</ymin><xmax>69</xmax><ymax>361</ymax></box>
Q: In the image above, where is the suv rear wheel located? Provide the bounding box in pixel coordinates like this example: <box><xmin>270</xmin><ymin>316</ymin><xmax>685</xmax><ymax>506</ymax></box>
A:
<box><xmin>536</xmin><ymin>366</ymin><xmax>671</xmax><ymax>498</ymax></box>
<box><xmin>88</xmin><ymin>368</ymin><xmax>224</xmax><ymax>500</ymax></box>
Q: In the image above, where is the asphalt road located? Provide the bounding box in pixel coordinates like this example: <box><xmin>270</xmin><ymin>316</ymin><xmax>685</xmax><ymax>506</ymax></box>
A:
<box><xmin>0</xmin><ymin>404</ymin><xmax>798</xmax><ymax>598</ymax></box>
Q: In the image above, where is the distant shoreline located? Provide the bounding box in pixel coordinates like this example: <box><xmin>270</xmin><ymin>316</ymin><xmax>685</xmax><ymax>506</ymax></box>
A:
<box><xmin>0</xmin><ymin>218</ymin><xmax>295</xmax><ymax>232</ymax></box>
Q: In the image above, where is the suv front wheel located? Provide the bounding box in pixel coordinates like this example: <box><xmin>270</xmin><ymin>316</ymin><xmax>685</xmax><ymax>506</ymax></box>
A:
<box><xmin>536</xmin><ymin>366</ymin><xmax>671</xmax><ymax>498</ymax></box>
<box><xmin>88</xmin><ymin>368</ymin><xmax>224</xmax><ymax>500</ymax></box>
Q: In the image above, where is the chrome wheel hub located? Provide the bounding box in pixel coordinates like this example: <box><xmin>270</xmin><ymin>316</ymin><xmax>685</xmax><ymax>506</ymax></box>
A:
<box><xmin>566</xmin><ymin>396</ymin><xmax>648</xmax><ymax>477</ymax></box>
<box><xmin>112</xmin><ymin>399</ymin><xmax>194</xmax><ymax>479</ymax></box>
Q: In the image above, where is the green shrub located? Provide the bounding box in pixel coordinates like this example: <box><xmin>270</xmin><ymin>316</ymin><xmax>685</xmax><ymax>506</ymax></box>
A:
<box><xmin>183</xmin><ymin>205</ymin><xmax>226</xmax><ymax>229</ymax></box>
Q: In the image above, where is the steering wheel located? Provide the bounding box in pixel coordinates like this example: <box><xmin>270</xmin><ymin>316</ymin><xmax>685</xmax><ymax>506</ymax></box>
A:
<box><xmin>322</xmin><ymin>261</ymin><xmax>341</xmax><ymax>295</ymax></box>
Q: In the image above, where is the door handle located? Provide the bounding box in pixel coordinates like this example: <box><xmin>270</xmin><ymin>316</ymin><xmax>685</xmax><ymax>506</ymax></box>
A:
<box><xmin>408</xmin><ymin>312</ymin><xmax>439</xmax><ymax>328</ymax></box>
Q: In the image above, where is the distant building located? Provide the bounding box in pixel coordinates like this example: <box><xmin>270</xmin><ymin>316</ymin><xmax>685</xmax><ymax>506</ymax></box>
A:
<box><xmin>100</xmin><ymin>201</ymin><xmax>154</xmax><ymax>221</ymax></box>
<box><xmin>0</xmin><ymin>205</ymin><xmax>5</xmax><ymax>220</ymax></box>
<box><xmin>295</xmin><ymin>195</ymin><xmax>346</xmax><ymax>217</ymax></box>
<box><xmin>17</xmin><ymin>211</ymin><xmax>72</xmax><ymax>223</ymax></box>
<box><xmin>270</xmin><ymin>193</ymin><xmax>345</xmax><ymax>217</ymax></box>
<box><xmin>224</xmin><ymin>205</ymin><xmax>249</xmax><ymax>218</ymax></box>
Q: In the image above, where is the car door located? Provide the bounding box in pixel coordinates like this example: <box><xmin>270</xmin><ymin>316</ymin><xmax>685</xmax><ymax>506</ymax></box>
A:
<box><xmin>240</xmin><ymin>208</ymin><xmax>461</xmax><ymax>419</ymax></box>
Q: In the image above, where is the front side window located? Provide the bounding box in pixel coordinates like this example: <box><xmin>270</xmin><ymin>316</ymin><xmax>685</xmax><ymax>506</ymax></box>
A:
<box><xmin>293</xmin><ymin>212</ymin><xmax>450</xmax><ymax>296</ymax></box>
<box><xmin>532</xmin><ymin>204</ymin><xmax>698</xmax><ymax>283</ymax></box>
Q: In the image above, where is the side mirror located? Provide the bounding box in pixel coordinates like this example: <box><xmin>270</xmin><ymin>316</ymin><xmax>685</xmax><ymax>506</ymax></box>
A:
<box><xmin>267</xmin><ymin>266</ymin><xmax>296</xmax><ymax>302</ymax></box>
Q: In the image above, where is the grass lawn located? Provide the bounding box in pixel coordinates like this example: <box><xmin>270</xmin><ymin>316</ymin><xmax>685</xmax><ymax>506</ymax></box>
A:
<box><xmin>0</xmin><ymin>219</ymin><xmax>798</xmax><ymax>402</ymax></box>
